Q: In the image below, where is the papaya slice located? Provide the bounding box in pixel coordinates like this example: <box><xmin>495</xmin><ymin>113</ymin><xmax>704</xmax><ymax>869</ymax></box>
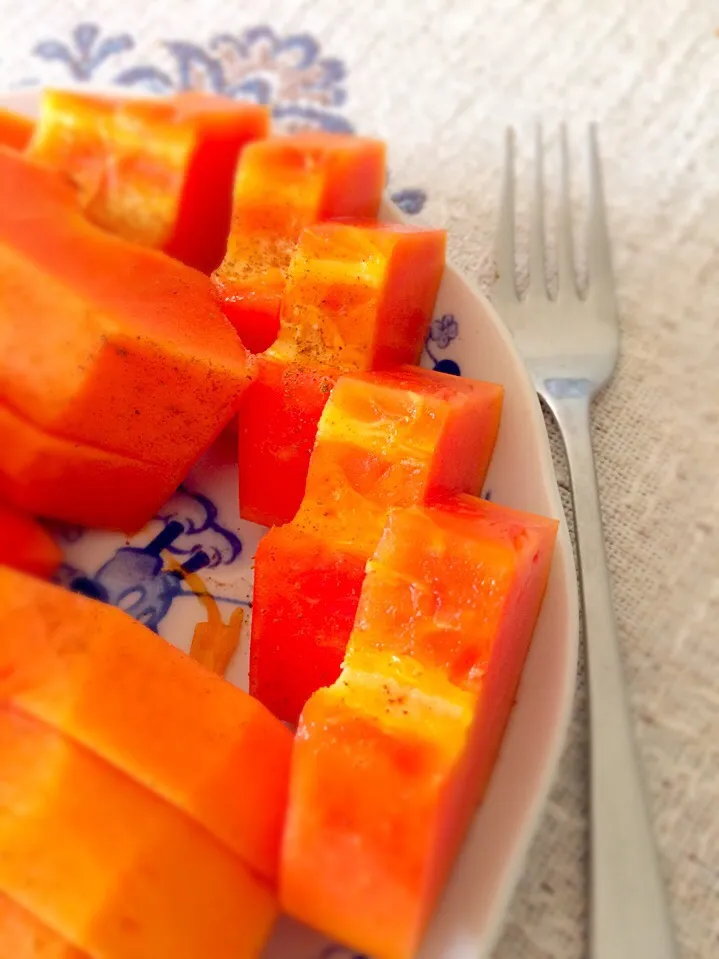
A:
<box><xmin>281</xmin><ymin>495</ymin><xmax>558</xmax><ymax>959</ymax></box>
<box><xmin>0</xmin><ymin>148</ymin><xmax>251</xmax><ymax>471</ymax></box>
<box><xmin>30</xmin><ymin>89</ymin><xmax>269</xmax><ymax>272</ymax></box>
<box><xmin>0</xmin><ymin>401</ymin><xmax>184</xmax><ymax>532</ymax></box>
<box><xmin>238</xmin><ymin>221</ymin><xmax>446</xmax><ymax>527</ymax></box>
<box><xmin>213</xmin><ymin>133</ymin><xmax>386</xmax><ymax>350</ymax></box>
<box><xmin>250</xmin><ymin>367</ymin><xmax>503</xmax><ymax>722</ymax></box>
<box><xmin>0</xmin><ymin>705</ymin><xmax>277</xmax><ymax>959</ymax></box>
<box><xmin>0</xmin><ymin>566</ymin><xmax>292</xmax><ymax>882</ymax></box>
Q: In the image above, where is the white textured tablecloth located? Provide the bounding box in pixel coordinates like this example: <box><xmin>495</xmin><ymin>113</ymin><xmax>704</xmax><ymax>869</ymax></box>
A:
<box><xmin>1</xmin><ymin>2</ymin><xmax>717</xmax><ymax>956</ymax></box>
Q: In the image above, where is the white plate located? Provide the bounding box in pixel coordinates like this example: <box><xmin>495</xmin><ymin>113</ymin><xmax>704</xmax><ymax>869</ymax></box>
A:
<box><xmin>3</xmin><ymin>88</ymin><xmax>579</xmax><ymax>959</ymax></box>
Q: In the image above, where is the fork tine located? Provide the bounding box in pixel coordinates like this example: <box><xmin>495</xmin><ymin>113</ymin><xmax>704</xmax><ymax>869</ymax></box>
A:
<box><xmin>494</xmin><ymin>127</ymin><xmax>518</xmax><ymax>299</ymax></box>
<box><xmin>587</xmin><ymin>124</ymin><xmax>614</xmax><ymax>291</ymax></box>
<box><xmin>556</xmin><ymin>124</ymin><xmax>577</xmax><ymax>297</ymax></box>
<box><xmin>528</xmin><ymin>123</ymin><xmax>547</xmax><ymax>296</ymax></box>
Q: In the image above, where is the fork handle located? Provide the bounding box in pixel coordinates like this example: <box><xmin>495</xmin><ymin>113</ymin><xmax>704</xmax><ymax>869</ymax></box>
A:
<box><xmin>549</xmin><ymin>394</ymin><xmax>679</xmax><ymax>959</ymax></box>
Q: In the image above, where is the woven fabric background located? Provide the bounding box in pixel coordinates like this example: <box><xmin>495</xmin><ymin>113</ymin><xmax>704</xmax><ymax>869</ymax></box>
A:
<box><xmin>0</xmin><ymin>2</ymin><xmax>717</xmax><ymax>956</ymax></box>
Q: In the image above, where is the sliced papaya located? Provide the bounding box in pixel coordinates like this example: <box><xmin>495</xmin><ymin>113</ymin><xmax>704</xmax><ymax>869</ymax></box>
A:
<box><xmin>213</xmin><ymin>133</ymin><xmax>386</xmax><ymax>350</ymax></box>
<box><xmin>238</xmin><ymin>221</ymin><xmax>446</xmax><ymax>527</ymax></box>
<box><xmin>30</xmin><ymin>89</ymin><xmax>269</xmax><ymax>272</ymax></box>
<box><xmin>0</xmin><ymin>401</ymin><xmax>184</xmax><ymax>532</ymax></box>
<box><xmin>281</xmin><ymin>495</ymin><xmax>558</xmax><ymax>959</ymax></box>
<box><xmin>0</xmin><ymin>706</ymin><xmax>277</xmax><ymax>959</ymax></box>
<box><xmin>0</xmin><ymin>566</ymin><xmax>292</xmax><ymax>882</ymax></box>
<box><xmin>0</xmin><ymin>148</ymin><xmax>251</xmax><ymax>472</ymax></box>
<box><xmin>250</xmin><ymin>367</ymin><xmax>503</xmax><ymax>722</ymax></box>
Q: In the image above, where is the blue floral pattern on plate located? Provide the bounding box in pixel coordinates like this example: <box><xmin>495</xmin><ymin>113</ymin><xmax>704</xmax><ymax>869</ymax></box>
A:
<box><xmin>33</xmin><ymin>23</ymin><xmax>134</xmax><ymax>82</ymax></box>
<box><xmin>54</xmin><ymin>488</ymin><xmax>247</xmax><ymax>634</ymax></box>
<box><xmin>424</xmin><ymin>312</ymin><xmax>462</xmax><ymax>375</ymax></box>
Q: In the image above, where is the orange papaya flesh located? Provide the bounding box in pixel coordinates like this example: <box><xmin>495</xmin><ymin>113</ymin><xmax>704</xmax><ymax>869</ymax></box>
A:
<box><xmin>0</xmin><ymin>892</ymin><xmax>89</xmax><ymax>958</ymax></box>
<box><xmin>238</xmin><ymin>359</ymin><xmax>338</xmax><ymax>527</ymax></box>
<box><xmin>251</xmin><ymin>525</ymin><xmax>367</xmax><ymax>723</ymax></box>
<box><xmin>0</xmin><ymin>148</ymin><xmax>251</xmax><ymax>470</ymax></box>
<box><xmin>212</xmin><ymin>133</ymin><xmax>386</xmax><ymax>350</ymax></box>
<box><xmin>268</xmin><ymin>220</ymin><xmax>447</xmax><ymax>372</ymax></box>
<box><xmin>0</xmin><ymin>502</ymin><xmax>62</xmax><ymax>578</ymax></box>
<box><xmin>0</xmin><ymin>705</ymin><xmax>277</xmax><ymax>959</ymax></box>
<box><xmin>0</xmin><ymin>401</ymin><xmax>184</xmax><ymax>532</ymax></box>
<box><xmin>0</xmin><ymin>566</ymin><xmax>293</xmax><ymax>883</ymax></box>
<box><xmin>238</xmin><ymin>221</ymin><xmax>447</xmax><ymax>528</ymax></box>
<box><xmin>249</xmin><ymin>367</ymin><xmax>503</xmax><ymax>723</ymax></box>
<box><xmin>280</xmin><ymin>495</ymin><xmax>558</xmax><ymax>959</ymax></box>
<box><xmin>30</xmin><ymin>89</ymin><xmax>269</xmax><ymax>272</ymax></box>
<box><xmin>0</xmin><ymin>107</ymin><xmax>33</xmax><ymax>151</ymax></box>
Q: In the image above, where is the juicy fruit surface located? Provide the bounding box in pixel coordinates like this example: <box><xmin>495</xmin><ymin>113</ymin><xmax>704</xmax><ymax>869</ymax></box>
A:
<box><xmin>281</xmin><ymin>496</ymin><xmax>558</xmax><ymax>959</ymax></box>
<box><xmin>0</xmin><ymin>567</ymin><xmax>293</xmax><ymax>883</ymax></box>
<box><xmin>295</xmin><ymin>367</ymin><xmax>504</xmax><ymax>551</ymax></box>
<box><xmin>213</xmin><ymin>134</ymin><xmax>386</xmax><ymax>350</ymax></box>
<box><xmin>237</xmin><ymin>222</ymin><xmax>447</xmax><ymax>528</ymax></box>
<box><xmin>251</xmin><ymin>525</ymin><xmax>367</xmax><ymax>723</ymax></box>
<box><xmin>30</xmin><ymin>89</ymin><xmax>269</xmax><ymax>272</ymax></box>
<box><xmin>249</xmin><ymin>367</ymin><xmax>503</xmax><ymax>723</ymax></box>
<box><xmin>267</xmin><ymin>220</ymin><xmax>447</xmax><ymax>371</ymax></box>
<box><xmin>238</xmin><ymin>359</ymin><xmax>337</xmax><ymax>528</ymax></box>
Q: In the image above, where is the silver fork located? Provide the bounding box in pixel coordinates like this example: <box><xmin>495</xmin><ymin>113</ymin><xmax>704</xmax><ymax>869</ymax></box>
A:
<box><xmin>491</xmin><ymin>126</ymin><xmax>679</xmax><ymax>959</ymax></box>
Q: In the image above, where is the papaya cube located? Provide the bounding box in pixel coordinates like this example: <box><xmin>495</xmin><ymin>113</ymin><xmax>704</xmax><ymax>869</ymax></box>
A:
<box><xmin>0</xmin><ymin>707</ymin><xmax>277</xmax><ymax>959</ymax></box>
<box><xmin>0</xmin><ymin>402</ymin><xmax>184</xmax><ymax>532</ymax></box>
<box><xmin>30</xmin><ymin>89</ymin><xmax>269</xmax><ymax>272</ymax></box>
<box><xmin>0</xmin><ymin>566</ymin><xmax>293</xmax><ymax>882</ymax></box>
<box><xmin>0</xmin><ymin>893</ymin><xmax>86</xmax><ymax>958</ymax></box>
<box><xmin>0</xmin><ymin>502</ymin><xmax>61</xmax><ymax>578</ymax></box>
<box><xmin>213</xmin><ymin>133</ymin><xmax>386</xmax><ymax>351</ymax></box>
<box><xmin>250</xmin><ymin>367</ymin><xmax>503</xmax><ymax>723</ymax></box>
<box><xmin>0</xmin><ymin>148</ymin><xmax>251</xmax><ymax>472</ymax></box>
<box><xmin>238</xmin><ymin>221</ymin><xmax>447</xmax><ymax>527</ymax></box>
<box><xmin>280</xmin><ymin>495</ymin><xmax>558</xmax><ymax>959</ymax></box>
<box><xmin>269</xmin><ymin>220</ymin><xmax>447</xmax><ymax>371</ymax></box>
<box><xmin>0</xmin><ymin>107</ymin><xmax>33</xmax><ymax>150</ymax></box>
